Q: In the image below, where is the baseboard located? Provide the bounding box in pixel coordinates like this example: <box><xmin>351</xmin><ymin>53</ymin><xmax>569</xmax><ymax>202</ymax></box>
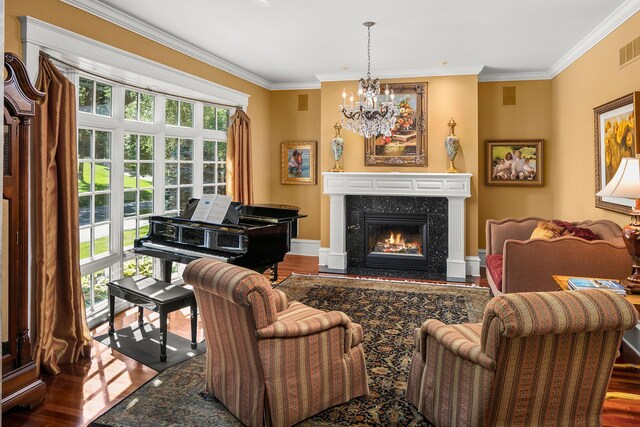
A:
<box><xmin>318</xmin><ymin>247</ymin><xmax>330</xmax><ymax>266</ymax></box>
<box><xmin>290</xmin><ymin>239</ymin><xmax>321</xmax><ymax>256</ymax></box>
<box><xmin>478</xmin><ymin>249</ymin><xmax>487</xmax><ymax>267</ymax></box>
<box><xmin>465</xmin><ymin>256</ymin><xmax>481</xmax><ymax>277</ymax></box>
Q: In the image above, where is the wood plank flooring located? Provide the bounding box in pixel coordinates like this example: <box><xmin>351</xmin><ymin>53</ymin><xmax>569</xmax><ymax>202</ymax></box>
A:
<box><xmin>3</xmin><ymin>254</ymin><xmax>640</xmax><ymax>426</ymax></box>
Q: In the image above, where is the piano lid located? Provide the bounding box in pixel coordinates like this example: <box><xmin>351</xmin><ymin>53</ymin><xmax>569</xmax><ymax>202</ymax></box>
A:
<box><xmin>240</xmin><ymin>204</ymin><xmax>307</xmax><ymax>220</ymax></box>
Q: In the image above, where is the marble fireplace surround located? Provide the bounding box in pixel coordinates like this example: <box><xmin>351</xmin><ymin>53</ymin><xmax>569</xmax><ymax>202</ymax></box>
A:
<box><xmin>320</xmin><ymin>172</ymin><xmax>473</xmax><ymax>280</ymax></box>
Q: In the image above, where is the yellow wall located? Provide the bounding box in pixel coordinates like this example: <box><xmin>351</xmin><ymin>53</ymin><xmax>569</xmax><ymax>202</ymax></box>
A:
<box><xmin>269</xmin><ymin>90</ymin><xmax>321</xmax><ymax>239</ymax></box>
<box><xmin>551</xmin><ymin>11</ymin><xmax>640</xmax><ymax>227</ymax></box>
<box><xmin>478</xmin><ymin>80</ymin><xmax>553</xmax><ymax>246</ymax></box>
<box><xmin>6</xmin><ymin>0</ymin><xmax>639</xmax><ymax>253</ymax></box>
<box><xmin>319</xmin><ymin>76</ymin><xmax>480</xmax><ymax>255</ymax></box>
<box><xmin>5</xmin><ymin>0</ymin><xmax>273</xmax><ymax>204</ymax></box>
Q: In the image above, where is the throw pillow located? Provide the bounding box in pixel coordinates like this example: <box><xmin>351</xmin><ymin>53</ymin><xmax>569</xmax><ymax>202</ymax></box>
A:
<box><xmin>530</xmin><ymin>220</ymin><xmax>565</xmax><ymax>239</ymax></box>
<box><xmin>552</xmin><ymin>220</ymin><xmax>598</xmax><ymax>241</ymax></box>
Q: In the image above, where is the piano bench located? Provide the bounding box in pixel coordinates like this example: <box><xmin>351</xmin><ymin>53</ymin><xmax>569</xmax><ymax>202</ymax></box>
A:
<box><xmin>107</xmin><ymin>276</ymin><xmax>198</xmax><ymax>362</ymax></box>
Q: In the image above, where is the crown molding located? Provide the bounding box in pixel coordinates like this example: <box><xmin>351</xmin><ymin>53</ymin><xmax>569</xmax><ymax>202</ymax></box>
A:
<box><xmin>58</xmin><ymin>0</ymin><xmax>640</xmax><ymax>88</ymax></box>
<box><xmin>547</xmin><ymin>0</ymin><xmax>640</xmax><ymax>77</ymax></box>
<box><xmin>479</xmin><ymin>0</ymin><xmax>640</xmax><ymax>82</ymax></box>
<box><xmin>60</xmin><ymin>0</ymin><xmax>273</xmax><ymax>89</ymax></box>
<box><xmin>478</xmin><ymin>70</ymin><xmax>553</xmax><ymax>82</ymax></box>
<box><xmin>271</xmin><ymin>82</ymin><xmax>322</xmax><ymax>91</ymax></box>
<box><xmin>20</xmin><ymin>16</ymin><xmax>250</xmax><ymax>107</ymax></box>
<box><xmin>315</xmin><ymin>65</ymin><xmax>485</xmax><ymax>82</ymax></box>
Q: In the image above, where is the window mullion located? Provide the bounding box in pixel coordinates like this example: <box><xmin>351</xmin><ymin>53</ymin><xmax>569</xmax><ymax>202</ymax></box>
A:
<box><xmin>193</xmin><ymin>102</ymin><xmax>204</xmax><ymax>198</ymax></box>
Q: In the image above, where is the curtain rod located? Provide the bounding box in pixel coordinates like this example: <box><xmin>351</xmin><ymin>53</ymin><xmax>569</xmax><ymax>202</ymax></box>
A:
<box><xmin>39</xmin><ymin>51</ymin><xmax>243</xmax><ymax>111</ymax></box>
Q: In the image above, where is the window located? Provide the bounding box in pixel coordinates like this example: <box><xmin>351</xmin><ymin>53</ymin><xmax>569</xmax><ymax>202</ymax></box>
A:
<box><xmin>124</xmin><ymin>89</ymin><xmax>155</xmax><ymax>123</ymax></box>
<box><xmin>78</xmin><ymin>77</ymin><xmax>112</xmax><ymax>117</ymax></box>
<box><xmin>22</xmin><ymin>18</ymin><xmax>247</xmax><ymax>326</ymax></box>
<box><xmin>123</xmin><ymin>133</ymin><xmax>155</xmax><ymax>249</ymax></box>
<box><xmin>165</xmin><ymin>137</ymin><xmax>194</xmax><ymax>214</ymax></box>
<box><xmin>203</xmin><ymin>105</ymin><xmax>229</xmax><ymax>131</ymax></box>
<box><xmin>166</xmin><ymin>98</ymin><xmax>194</xmax><ymax>127</ymax></box>
<box><xmin>203</xmin><ymin>140</ymin><xmax>227</xmax><ymax>195</ymax></box>
<box><xmin>71</xmin><ymin>63</ymin><xmax>235</xmax><ymax>316</ymax></box>
<box><xmin>78</xmin><ymin>128</ymin><xmax>112</xmax><ymax>262</ymax></box>
<box><xmin>75</xmin><ymin>72</ymin><xmax>234</xmax><ymax>318</ymax></box>
<box><xmin>81</xmin><ymin>268</ymin><xmax>111</xmax><ymax>310</ymax></box>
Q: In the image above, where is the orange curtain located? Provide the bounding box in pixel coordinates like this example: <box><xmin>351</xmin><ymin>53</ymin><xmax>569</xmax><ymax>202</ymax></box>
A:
<box><xmin>227</xmin><ymin>109</ymin><xmax>254</xmax><ymax>204</ymax></box>
<box><xmin>32</xmin><ymin>55</ymin><xmax>91</xmax><ymax>375</ymax></box>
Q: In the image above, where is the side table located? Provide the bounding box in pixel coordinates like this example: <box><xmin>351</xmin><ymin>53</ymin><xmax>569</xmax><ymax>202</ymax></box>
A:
<box><xmin>107</xmin><ymin>276</ymin><xmax>198</xmax><ymax>362</ymax></box>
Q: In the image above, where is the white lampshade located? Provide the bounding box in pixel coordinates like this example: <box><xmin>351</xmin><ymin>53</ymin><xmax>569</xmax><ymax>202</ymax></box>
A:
<box><xmin>596</xmin><ymin>157</ymin><xmax>640</xmax><ymax>199</ymax></box>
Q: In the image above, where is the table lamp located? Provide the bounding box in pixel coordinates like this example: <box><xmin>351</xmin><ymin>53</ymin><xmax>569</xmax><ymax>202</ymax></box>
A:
<box><xmin>596</xmin><ymin>157</ymin><xmax>640</xmax><ymax>293</ymax></box>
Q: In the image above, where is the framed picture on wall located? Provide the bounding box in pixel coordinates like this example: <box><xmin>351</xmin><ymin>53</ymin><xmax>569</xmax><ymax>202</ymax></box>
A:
<box><xmin>280</xmin><ymin>141</ymin><xmax>317</xmax><ymax>185</ymax></box>
<box><xmin>594</xmin><ymin>92</ymin><xmax>640</xmax><ymax>214</ymax></box>
<box><xmin>486</xmin><ymin>139</ymin><xmax>544</xmax><ymax>186</ymax></box>
<box><xmin>365</xmin><ymin>82</ymin><xmax>427</xmax><ymax>166</ymax></box>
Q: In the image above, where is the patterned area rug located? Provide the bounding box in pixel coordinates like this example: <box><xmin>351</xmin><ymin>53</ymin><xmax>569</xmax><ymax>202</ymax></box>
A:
<box><xmin>92</xmin><ymin>275</ymin><xmax>491</xmax><ymax>427</ymax></box>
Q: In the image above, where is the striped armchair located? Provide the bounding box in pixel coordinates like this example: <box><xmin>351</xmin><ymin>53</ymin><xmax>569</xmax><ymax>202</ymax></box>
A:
<box><xmin>406</xmin><ymin>290</ymin><xmax>638</xmax><ymax>426</ymax></box>
<box><xmin>183</xmin><ymin>259</ymin><xmax>368</xmax><ymax>427</ymax></box>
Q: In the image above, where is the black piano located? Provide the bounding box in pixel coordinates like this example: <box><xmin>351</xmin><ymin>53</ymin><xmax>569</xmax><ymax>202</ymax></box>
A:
<box><xmin>134</xmin><ymin>200</ymin><xmax>305</xmax><ymax>283</ymax></box>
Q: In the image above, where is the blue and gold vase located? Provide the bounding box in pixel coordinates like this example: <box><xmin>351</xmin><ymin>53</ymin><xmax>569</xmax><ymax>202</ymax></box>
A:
<box><xmin>445</xmin><ymin>117</ymin><xmax>460</xmax><ymax>173</ymax></box>
<box><xmin>331</xmin><ymin>122</ymin><xmax>344</xmax><ymax>172</ymax></box>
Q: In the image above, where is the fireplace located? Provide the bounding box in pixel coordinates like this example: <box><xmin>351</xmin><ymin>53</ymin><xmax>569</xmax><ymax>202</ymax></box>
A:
<box><xmin>321</xmin><ymin>172</ymin><xmax>472</xmax><ymax>279</ymax></box>
<box><xmin>345</xmin><ymin>195</ymin><xmax>448</xmax><ymax>277</ymax></box>
<box><xmin>364</xmin><ymin>214</ymin><xmax>428</xmax><ymax>270</ymax></box>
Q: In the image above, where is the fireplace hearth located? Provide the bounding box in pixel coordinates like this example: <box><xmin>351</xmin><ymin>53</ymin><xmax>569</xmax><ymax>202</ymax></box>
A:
<box><xmin>365</xmin><ymin>214</ymin><xmax>428</xmax><ymax>270</ymax></box>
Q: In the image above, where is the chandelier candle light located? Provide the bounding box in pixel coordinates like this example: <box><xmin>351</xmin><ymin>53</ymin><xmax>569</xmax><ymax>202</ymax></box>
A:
<box><xmin>340</xmin><ymin>22</ymin><xmax>399</xmax><ymax>138</ymax></box>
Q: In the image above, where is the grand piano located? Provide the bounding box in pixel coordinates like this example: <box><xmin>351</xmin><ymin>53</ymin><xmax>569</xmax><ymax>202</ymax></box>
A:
<box><xmin>134</xmin><ymin>200</ymin><xmax>305</xmax><ymax>283</ymax></box>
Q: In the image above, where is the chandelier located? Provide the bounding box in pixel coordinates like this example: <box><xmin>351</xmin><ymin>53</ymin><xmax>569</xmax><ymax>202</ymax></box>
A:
<box><xmin>340</xmin><ymin>22</ymin><xmax>398</xmax><ymax>138</ymax></box>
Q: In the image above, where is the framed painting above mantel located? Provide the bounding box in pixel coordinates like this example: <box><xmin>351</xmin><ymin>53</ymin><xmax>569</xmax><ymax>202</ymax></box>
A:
<box><xmin>594</xmin><ymin>92</ymin><xmax>640</xmax><ymax>214</ymax></box>
<box><xmin>365</xmin><ymin>82</ymin><xmax>427</xmax><ymax>166</ymax></box>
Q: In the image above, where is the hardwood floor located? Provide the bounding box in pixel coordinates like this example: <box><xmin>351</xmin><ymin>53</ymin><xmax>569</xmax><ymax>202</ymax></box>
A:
<box><xmin>3</xmin><ymin>254</ymin><xmax>640</xmax><ymax>426</ymax></box>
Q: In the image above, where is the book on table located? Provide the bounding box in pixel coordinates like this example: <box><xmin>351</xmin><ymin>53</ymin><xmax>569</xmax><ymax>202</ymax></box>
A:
<box><xmin>567</xmin><ymin>277</ymin><xmax>627</xmax><ymax>295</ymax></box>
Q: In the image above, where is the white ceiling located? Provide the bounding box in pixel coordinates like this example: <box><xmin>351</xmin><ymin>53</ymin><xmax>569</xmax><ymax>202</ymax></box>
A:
<box><xmin>66</xmin><ymin>0</ymin><xmax>638</xmax><ymax>87</ymax></box>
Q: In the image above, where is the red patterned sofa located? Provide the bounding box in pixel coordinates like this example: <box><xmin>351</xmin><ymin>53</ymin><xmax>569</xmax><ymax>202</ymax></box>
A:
<box><xmin>183</xmin><ymin>259</ymin><xmax>369</xmax><ymax>427</ymax></box>
<box><xmin>485</xmin><ymin>217</ymin><xmax>631</xmax><ymax>295</ymax></box>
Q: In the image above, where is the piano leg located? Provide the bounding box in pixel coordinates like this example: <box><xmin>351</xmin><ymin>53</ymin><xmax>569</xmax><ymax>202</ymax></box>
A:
<box><xmin>108</xmin><ymin>289</ymin><xmax>115</xmax><ymax>335</ymax></box>
<box><xmin>190</xmin><ymin>301</ymin><xmax>198</xmax><ymax>350</ymax></box>
<box><xmin>269</xmin><ymin>263</ymin><xmax>279</xmax><ymax>285</ymax></box>
<box><xmin>160</xmin><ymin>259</ymin><xmax>173</xmax><ymax>283</ymax></box>
<box><xmin>138</xmin><ymin>307</ymin><xmax>144</xmax><ymax>326</ymax></box>
<box><xmin>159</xmin><ymin>307</ymin><xmax>167</xmax><ymax>363</ymax></box>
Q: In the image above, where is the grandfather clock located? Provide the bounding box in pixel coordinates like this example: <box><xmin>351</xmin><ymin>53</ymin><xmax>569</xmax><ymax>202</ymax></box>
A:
<box><xmin>2</xmin><ymin>53</ymin><xmax>46</xmax><ymax>411</ymax></box>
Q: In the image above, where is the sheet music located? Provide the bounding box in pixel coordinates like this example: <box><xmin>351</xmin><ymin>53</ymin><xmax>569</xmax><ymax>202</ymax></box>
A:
<box><xmin>206</xmin><ymin>195</ymin><xmax>232</xmax><ymax>224</ymax></box>
<box><xmin>189</xmin><ymin>194</ymin><xmax>233</xmax><ymax>224</ymax></box>
<box><xmin>190</xmin><ymin>194</ymin><xmax>217</xmax><ymax>222</ymax></box>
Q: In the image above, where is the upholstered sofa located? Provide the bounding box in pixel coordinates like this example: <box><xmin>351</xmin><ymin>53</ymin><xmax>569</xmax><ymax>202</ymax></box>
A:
<box><xmin>406</xmin><ymin>289</ymin><xmax>639</xmax><ymax>426</ymax></box>
<box><xmin>183</xmin><ymin>259</ymin><xmax>369</xmax><ymax>427</ymax></box>
<box><xmin>485</xmin><ymin>217</ymin><xmax>631</xmax><ymax>295</ymax></box>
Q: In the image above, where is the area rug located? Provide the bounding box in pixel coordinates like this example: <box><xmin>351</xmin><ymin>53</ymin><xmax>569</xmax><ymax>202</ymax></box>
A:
<box><xmin>92</xmin><ymin>275</ymin><xmax>491</xmax><ymax>427</ymax></box>
<box><xmin>94</xmin><ymin>324</ymin><xmax>206</xmax><ymax>372</ymax></box>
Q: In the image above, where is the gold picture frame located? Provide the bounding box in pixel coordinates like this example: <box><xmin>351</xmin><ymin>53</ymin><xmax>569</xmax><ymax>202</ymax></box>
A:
<box><xmin>486</xmin><ymin>139</ymin><xmax>544</xmax><ymax>186</ymax></box>
<box><xmin>594</xmin><ymin>92</ymin><xmax>640</xmax><ymax>214</ymax></box>
<box><xmin>280</xmin><ymin>141</ymin><xmax>317</xmax><ymax>185</ymax></box>
<box><xmin>365</xmin><ymin>82</ymin><xmax>427</xmax><ymax>166</ymax></box>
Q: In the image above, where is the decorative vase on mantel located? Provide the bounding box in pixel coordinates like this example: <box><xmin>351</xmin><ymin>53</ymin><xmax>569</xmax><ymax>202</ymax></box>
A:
<box><xmin>331</xmin><ymin>122</ymin><xmax>345</xmax><ymax>172</ymax></box>
<box><xmin>445</xmin><ymin>117</ymin><xmax>460</xmax><ymax>173</ymax></box>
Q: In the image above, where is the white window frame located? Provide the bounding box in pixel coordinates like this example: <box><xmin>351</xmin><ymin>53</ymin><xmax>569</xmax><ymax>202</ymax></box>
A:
<box><xmin>21</xmin><ymin>16</ymin><xmax>248</xmax><ymax>324</ymax></box>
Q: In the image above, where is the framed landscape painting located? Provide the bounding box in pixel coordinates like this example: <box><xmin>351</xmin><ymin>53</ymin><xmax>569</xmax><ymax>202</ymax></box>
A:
<box><xmin>280</xmin><ymin>141</ymin><xmax>317</xmax><ymax>185</ymax></box>
<box><xmin>365</xmin><ymin>82</ymin><xmax>427</xmax><ymax>166</ymax></box>
<box><xmin>594</xmin><ymin>92</ymin><xmax>640</xmax><ymax>214</ymax></box>
<box><xmin>486</xmin><ymin>139</ymin><xmax>544</xmax><ymax>186</ymax></box>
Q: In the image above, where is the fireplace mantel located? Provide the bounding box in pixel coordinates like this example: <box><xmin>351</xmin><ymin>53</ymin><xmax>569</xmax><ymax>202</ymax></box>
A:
<box><xmin>320</xmin><ymin>172</ymin><xmax>473</xmax><ymax>279</ymax></box>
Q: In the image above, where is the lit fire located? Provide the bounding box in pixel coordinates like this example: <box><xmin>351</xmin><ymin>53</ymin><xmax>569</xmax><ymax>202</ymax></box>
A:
<box><xmin>374</xmin><ymin>231</ymin><xmax>422</xmax><ymax>254</ymax></box>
